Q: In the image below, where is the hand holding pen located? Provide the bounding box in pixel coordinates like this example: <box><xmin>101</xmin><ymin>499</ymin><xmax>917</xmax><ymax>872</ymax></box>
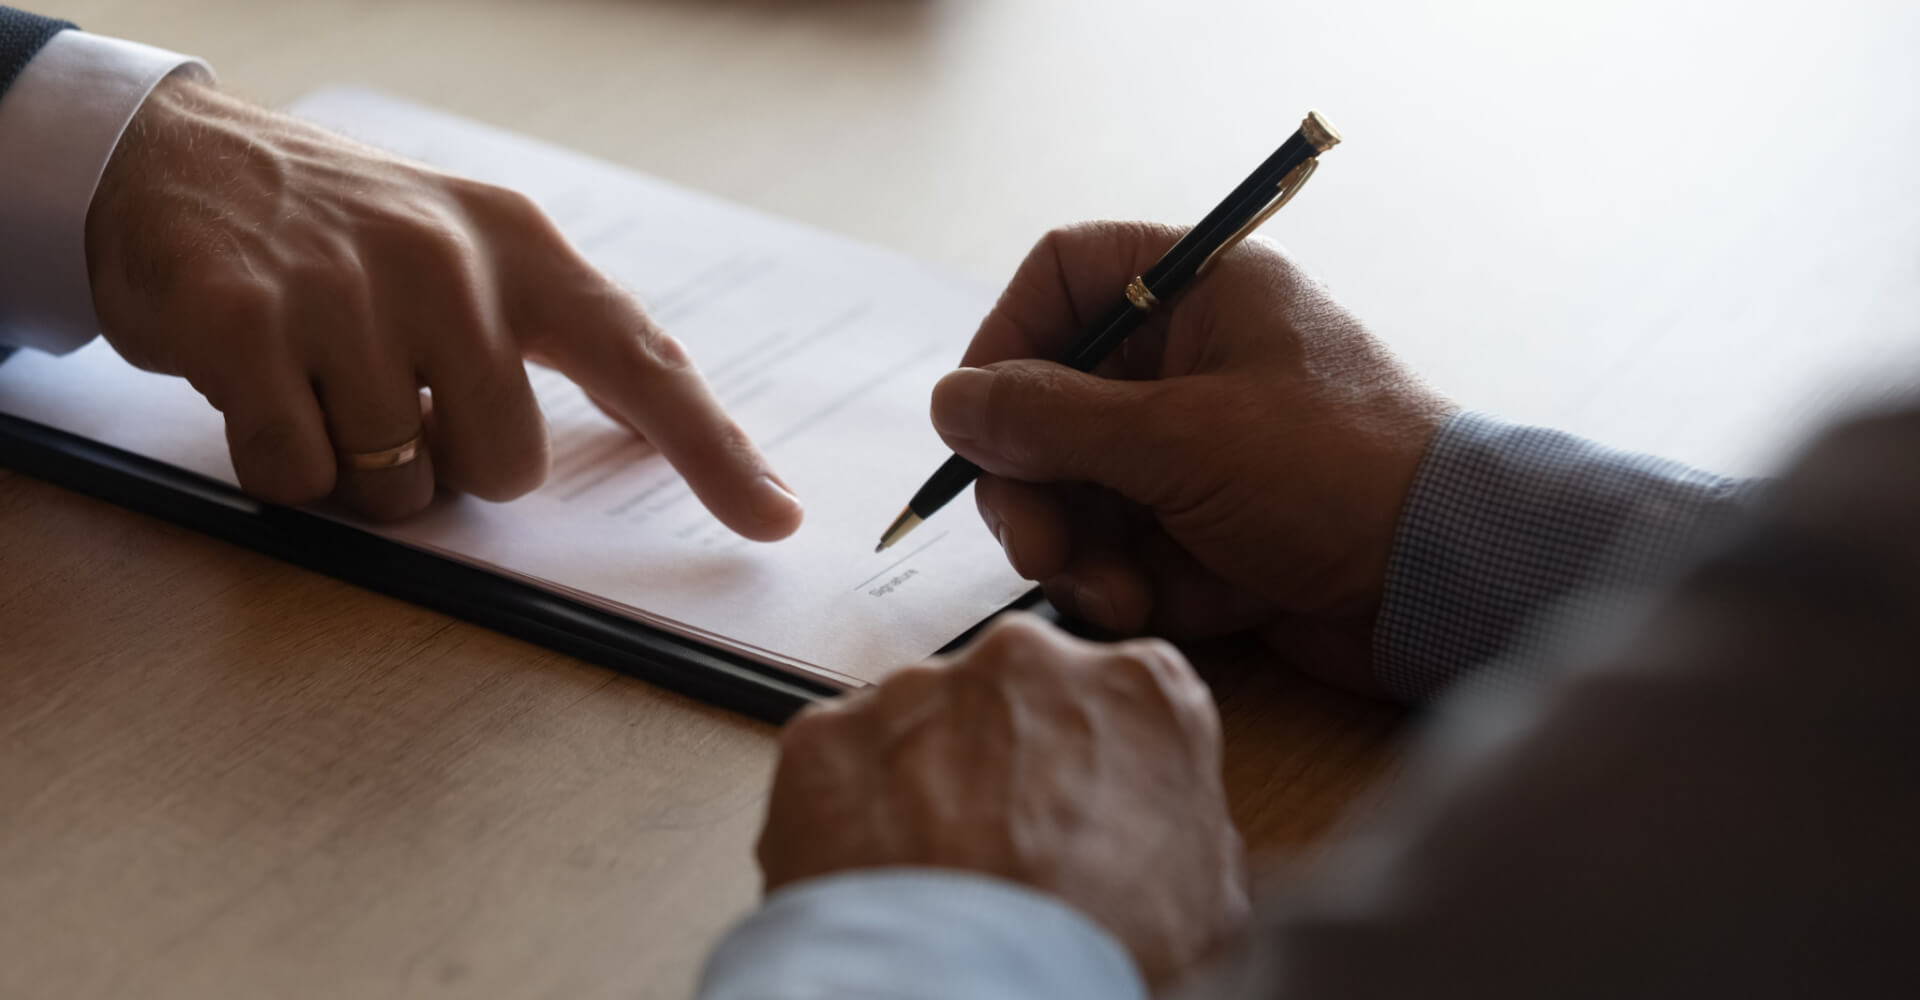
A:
<box><xmin>879</xmin><ymin>112</ymin><xmax>1341</xmax><ymax>551</ymax></box>
<box><xmin>901</xmin><ymin>212</ymin><xmax>1456</xmax><ymax>693</ymax></box>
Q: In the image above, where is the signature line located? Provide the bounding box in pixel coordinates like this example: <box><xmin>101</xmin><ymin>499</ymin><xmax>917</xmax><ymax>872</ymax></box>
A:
<box><xmin>853</xmin><ymin>531</ymin><xmax>951</xmax><ymax>592</ymax></box>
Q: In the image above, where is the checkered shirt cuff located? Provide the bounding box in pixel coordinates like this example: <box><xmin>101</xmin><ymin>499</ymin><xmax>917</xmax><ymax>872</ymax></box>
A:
<box><xmin>1375</xmin><ymin>411</ymin><xmax>1767</xmax><ymax>704</ymax></box>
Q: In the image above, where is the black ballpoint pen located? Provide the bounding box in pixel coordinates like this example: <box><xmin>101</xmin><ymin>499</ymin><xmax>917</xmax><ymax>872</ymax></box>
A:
<box><xmin>876</xmin><ymin>111</ymin><xmax>1342</xmax><ymax>552</ymax></box>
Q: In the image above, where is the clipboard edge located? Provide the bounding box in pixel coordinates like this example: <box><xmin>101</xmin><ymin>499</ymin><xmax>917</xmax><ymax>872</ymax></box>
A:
<box><xmin>0</xmin><ymin>404</ymin><xmax>1044</xmax><ymax>724</ymax></box>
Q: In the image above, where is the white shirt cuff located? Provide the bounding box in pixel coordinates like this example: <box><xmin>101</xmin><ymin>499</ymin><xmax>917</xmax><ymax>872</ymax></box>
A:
<box><xmin>697</xmin><ymin>869</ymin><xmax>1148</xmax><ymax>1000</ymax></box>
<box><xmin>0</xmin><ymin>29</ymin><xmax>211</xmax><ymax>355</ymax></box>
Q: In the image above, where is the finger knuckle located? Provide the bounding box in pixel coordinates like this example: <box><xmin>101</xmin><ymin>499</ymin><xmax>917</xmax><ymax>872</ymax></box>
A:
<box><xmin>979</xmin><ymin>364</ymin><xmax>1050</xmax><ymax>466</ymax></box>
<box><xmin>232</xmin><ymin>422</ymin><xmax>334</xmax><ymax>505</ymax></box>
<box><xmin>711</xmin><ymin>418</ymin><xmax>759</xmax><ymax>466</ymax></box>
<box><xmin>438</xmin><ymin>360</ymin><xmax>549</xmax><ymax>498</ymax></box>
<box><xmin>185</xmin><ymin>336</ymin><xmax>284</xmax><ymax>414</ymax></box>
<box><xmin>553</xmin><ymin>282</ymin><xmax>688</xmax><ymax>380</ymax></box>
<box><xmin>628</xmin><ymin>321</ymin><xmax>694</xmax><ymax>375</ymax></box>
<box><xmin>872</xmin><ymin>663</ymin><xmax>944</xmax><ymax>713</ymax></box>
<box><xmin>505</xmin><ymin>190</ymin><xmax>549</xmax><ymax>229</ymax></box>
<box><xmin>1105</xmin><ymin>637</ymin><xmax>1217</xmax><ymax>727</ymax></box>
<box><xmin>191</xmin><ymin>275</ymin><xmax>280</xmax><ymax>338</ymax></box>
<box><xmin>448</xmin><ymin>342</ymin><xmax>524</xmax><ymax>405</ymax></box>
<box><xmin>777</xmin><ymin>700</ymin><xmax>849</xmax><ymax>755</ymax></box>
<box><xmin>981</xmin><ymin>363</ymin><xmax>1122</xmax><ymax>480</ymax></box>
<box><xmin>1087</xmin><ymin>638</ymin><xmax>1148</xmax><ymax>687</ymax></box>
<box><xmin>407</xmin><ymin>217</ymin><xmax>482</xmax><ymax>286</ymax></box>
<box><xmin>961</xmin><ymin>613</ymin><xmax>1056</xmax><ymax>673</ymax></box>
<box><xmin>1046</xmin><ymin>220</ymin><xmax>1184</xmax><ymax>270</ymax></box>
<box><xmin>449</xmin><ymin>177</ymin><xmax>547</xmax><ymax>230</ymax></box>
<box><xmin>974</xmin><ymin>611</ymin><xmax>1051</xmax><ymax>650</ymax></box>
<box><xmin>1030</xmin><ymin>224</ymin><xmax>1074</xmax><ymax>265</ymax></box>
<box><xmin>317</xmin><ymin>290</ymin><xmax>386</xmax><ymax>362</ymax></box>
<box><xmin>1133</xmin><ymin>634</ymin><xmax>1201</xmax><ymax>680</ymax></box>
<box><xmin>1103</xmin><ymin>643</ymin><xmax>1165</xmax><ymax>690</ymax></box>
<box><xmin>1053</xmin><ymin>219</ymin><xmax>1123</xmax><ymax>251</ymax></box>
<box><xmin>296</xmin><ymin>228</ymin><xmax>370</xmax><ymax>282</ymax></box>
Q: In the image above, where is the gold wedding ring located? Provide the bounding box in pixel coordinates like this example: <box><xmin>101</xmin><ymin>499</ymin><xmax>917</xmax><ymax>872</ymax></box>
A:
<box><xmin>341</xmin><ymin>433</ymin><xmax>424</xmax><ymax>471</ymax></box>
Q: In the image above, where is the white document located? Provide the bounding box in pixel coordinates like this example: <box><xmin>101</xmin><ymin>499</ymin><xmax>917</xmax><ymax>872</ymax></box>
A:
<box><xmin>0</xmin><ymin>88</ymin><xmax>1031</xmax><ymax>688</ymax></box>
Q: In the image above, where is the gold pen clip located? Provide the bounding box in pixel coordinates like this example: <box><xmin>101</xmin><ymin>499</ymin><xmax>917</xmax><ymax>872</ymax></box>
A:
<box><xmin>1199</xmin><ymin>110</ymin><xmax>1340</xmax><ymax>275</ymax></box>
<box><xmin>1198</xmin><ymin>156</ymin><xmax>1317</xmax><ymax>275</ymax></box>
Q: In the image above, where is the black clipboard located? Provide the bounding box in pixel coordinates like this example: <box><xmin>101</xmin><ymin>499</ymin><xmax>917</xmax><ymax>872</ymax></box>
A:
<box><xmin>0</xmin><ymin>349</ymin><xmax>1043</xmax><ymax>724</ymax></box>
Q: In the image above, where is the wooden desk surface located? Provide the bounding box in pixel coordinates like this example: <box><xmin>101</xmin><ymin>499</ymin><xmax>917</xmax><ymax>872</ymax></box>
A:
<box><xmin>6</xmin><ymin>1</ymin><xmax>1917</xmax><ymax>997</ymax></box>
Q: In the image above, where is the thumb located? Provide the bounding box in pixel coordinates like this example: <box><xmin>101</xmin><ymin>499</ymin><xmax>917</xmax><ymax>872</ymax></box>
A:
<box><xmin>930</xmin><ymin>360</ymin><xmax>1178</xmax><ymax>505</ymax></box>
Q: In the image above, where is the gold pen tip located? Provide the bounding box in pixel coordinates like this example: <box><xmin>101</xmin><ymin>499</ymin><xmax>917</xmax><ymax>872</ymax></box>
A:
<box><xmin>875</xmin><ymin>507</ymin><xmax>924</xmax><ymax>553</ymax></box>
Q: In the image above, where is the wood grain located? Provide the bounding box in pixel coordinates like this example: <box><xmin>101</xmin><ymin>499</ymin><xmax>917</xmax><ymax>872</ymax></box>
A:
<box><xmin>0</xmin><ymin>469</ymin><xmax>1398</xmax><ymax>998</ymax></box>
<box><xmin>7</xmin><ymin>0</ymin><xmax>1916</xmax><ymax>996</ymax></box>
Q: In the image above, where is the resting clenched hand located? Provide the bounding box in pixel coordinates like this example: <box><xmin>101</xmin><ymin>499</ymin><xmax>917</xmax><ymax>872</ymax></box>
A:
<box><xmin>933</xmin><ymin>222</ymin><xmax>1452</xmax><ymax>691</ymax></box>
<box><xmin>83</xmin><ymin>76</ymin><xmax>802</xmax><ymax>536</ymax></box>
<box><xmin>759</xmin><ymin>613</ymin><xmax>1250</xmax><ymax>989</ymax></box>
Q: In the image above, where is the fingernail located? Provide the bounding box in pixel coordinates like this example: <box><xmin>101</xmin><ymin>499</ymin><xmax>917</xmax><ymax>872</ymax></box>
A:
<box><xmin>757</xmin><ymin>474</ymin><xmax>803</xmax><ymax>517</ymax></box>
<box><xmin>1073</xmin><ymin>580</ymin><xmax>1117</xmax><ymax>629</ymax></box>
<box><xmin>930</xmin><ymin>367</ymin><xmax>994</xmax><ymax>443</ymax></box>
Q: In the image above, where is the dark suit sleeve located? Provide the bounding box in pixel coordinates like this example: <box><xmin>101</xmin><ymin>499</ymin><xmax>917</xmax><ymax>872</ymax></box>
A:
<box><xmin>0</xmin><ymin>7</ymin><xmax>73</xmax><ymax>101</ymax></box>
<box><xmin>695</xmin><ymin>400</ymin><xmax>1918</xmax><ymax>1000</ymax></box>
<box><xmin>0</xmin><ymin>6</ymin><xmax>77</xmax><ymax>364</ymax></box>
<box><xmin>1204</xmin><ymin>398</ymin><xmax>1920</xmax><ymax>1000</ymax></box>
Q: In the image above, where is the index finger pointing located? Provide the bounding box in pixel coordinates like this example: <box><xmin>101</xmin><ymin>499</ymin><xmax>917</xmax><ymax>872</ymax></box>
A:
<box><xmin>523</xmin><ymin>275</ymin><xmax>804</xmax><ymax>542</ymax></box>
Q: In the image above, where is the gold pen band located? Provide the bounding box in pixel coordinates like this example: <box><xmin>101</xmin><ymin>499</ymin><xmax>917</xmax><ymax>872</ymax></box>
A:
<box><xmin>1124</xmin><ymin>275</ymin><xmax>1158</xmax><ymax>311</ymax></box>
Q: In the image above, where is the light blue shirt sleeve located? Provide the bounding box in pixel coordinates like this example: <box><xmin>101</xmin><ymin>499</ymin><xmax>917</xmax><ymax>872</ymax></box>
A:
<box><xmin>696</xmin><ymin>869</ymin><xmax>1147</xmax><ymax>1000</ymax></box>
